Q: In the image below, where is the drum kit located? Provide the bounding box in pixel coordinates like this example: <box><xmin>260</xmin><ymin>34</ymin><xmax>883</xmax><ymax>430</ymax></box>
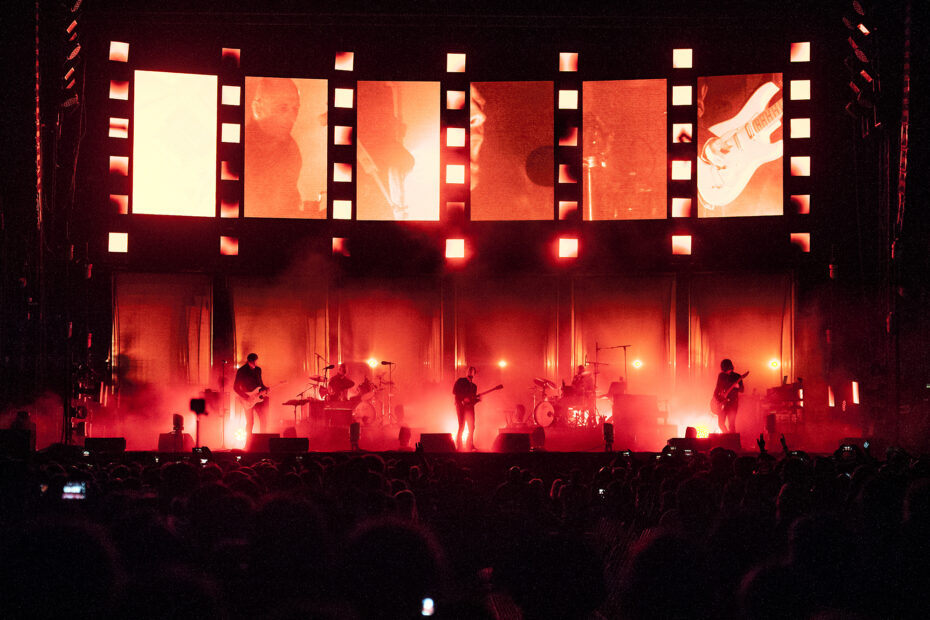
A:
<box><xmin>530</xmin><ymin>376</ymin><xmax>602</xmax><ymax>429</ymax></box>
<box><xmin>283</xmin><ymin>374</ymin><xmax>394</xmax><ymax>428</ymax></box>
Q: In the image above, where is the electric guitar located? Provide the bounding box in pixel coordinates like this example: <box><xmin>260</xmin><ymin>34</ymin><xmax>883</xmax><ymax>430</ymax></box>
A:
<box><xmin>697</xmin><ymin>82</ymin><xmax>783</xmax><ymax>208</ymax></box>
<box><xmin>710</xmin><ymin>371</ymin><xmax>749</xmax><ymax>416</ymax></box>
<box><xmin>238</xmin><ymin>380</ymin><xmax>286</xmax><ymax>411</ymax></box>
<box><xmin>459</xmin><ymin>384</ymin><xmax>504</xmax><ymax>406</ymax></box>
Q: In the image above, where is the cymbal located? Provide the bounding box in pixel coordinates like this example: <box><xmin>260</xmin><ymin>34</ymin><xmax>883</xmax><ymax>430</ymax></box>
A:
<box><xmin>533</xmin><ymin>377</ymin><xmax>558</xmax><ymax>389</ymax></box>
<box><xmin>282</xmin><ymin>399</ymin><xmax>308</xmax><ymax>406</ymax></box>
<box><xmin>308</xmin><ymin>375</ymin><xmax>325</xmax><ymax>382</ymax></box>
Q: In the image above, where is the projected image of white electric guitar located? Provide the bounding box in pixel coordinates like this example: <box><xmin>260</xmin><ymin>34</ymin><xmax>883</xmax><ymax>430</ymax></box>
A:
<box><xmin>697</xmin><ymin>82</ymin><xmax>783</xmax><ymax>209</ymax></box>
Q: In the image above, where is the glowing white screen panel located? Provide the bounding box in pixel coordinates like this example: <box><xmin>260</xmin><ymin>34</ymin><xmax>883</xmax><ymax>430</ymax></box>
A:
<box><xmin>244</xmin><ymin>77</ymin><xmax>328</xmax><ymax>219</ymax></box>
<box><xmin>697</xmin><ymin>73</ymin><xmax>783</xmax><ymax>217</ymax></box>
<box><xmin>132</xmin><ymin>70</ymin><xmax>217</xmax><ymax>217</ymax></box>
<box><xmin>356</xmin><ymin>81</ymin><xmax>440</xmax><ymax>221</ymax></box>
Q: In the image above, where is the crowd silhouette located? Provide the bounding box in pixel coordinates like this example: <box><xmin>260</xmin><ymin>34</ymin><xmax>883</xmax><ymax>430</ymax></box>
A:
<box><xmin>1</xmin><ymin>439</ymin><xmax>928</xmax><ymax>619</ymax></box>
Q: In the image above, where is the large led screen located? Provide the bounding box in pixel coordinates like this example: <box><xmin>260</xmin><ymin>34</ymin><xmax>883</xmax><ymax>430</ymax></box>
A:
<box><xmin>244</xmin><ymin>77</ymin><xmax>328</xmax><ymax>218</ymax></box>
<box><xmin>697</xmin><ymin>73</ymin><xmax>783</xmax><ymax>217</ymax></box>
<box><xmin>582</xmin><ymin>79</ymin><xmax>667</xmax><ymax>220</ymax></box>
<box><xmin>132</xmin><ymin>70</ymin><xmax>217</xmax><ymax>217</ymax></box>
<box><xmin>470</xmin><ymin>82</ymin><xmax>553</xmax><ymax>220</ymax></box>
<box><xmin>357</xmin><ymin>81</ymin><xmax>440</xmax><ymax>221</ymax></box>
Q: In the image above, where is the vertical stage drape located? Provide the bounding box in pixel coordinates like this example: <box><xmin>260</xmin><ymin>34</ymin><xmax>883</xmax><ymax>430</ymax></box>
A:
<box><xmin>455</xmin><ymin>277</ymin><xmax>559</xmax><ymax>443</ymax></box>
<box><xmin>336</xmin><ymin>278</ymin><xmax>442</xmax><ymax>426</ymax></box>
<box><xmin>571</xmin><ymin>275</ymin><xmax>675</xmax><ymax>398</ymax></box>
<box><xmin>111</xmin><ymin>273</ymin><xmax>212</xmax><ymax>448</ymax></box>
<box><xmin>230</xmin><ymin>276</ymin><xmax>327</xmax><ymax>434</ymax></box>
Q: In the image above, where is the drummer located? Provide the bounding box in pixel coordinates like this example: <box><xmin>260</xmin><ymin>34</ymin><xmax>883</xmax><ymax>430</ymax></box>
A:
<box><xmin>327</xmin><ymin>363</ymin><xmax>355</xmax><ymax>401</ymax></box>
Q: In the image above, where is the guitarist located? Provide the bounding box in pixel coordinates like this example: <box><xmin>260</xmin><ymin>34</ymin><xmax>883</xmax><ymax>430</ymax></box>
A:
<box><xmin>234</xmin><ymin>353</ymin><xmax>269</xmax><ymax>443</ymax></box>
<box><xmin>452</xmin><ymin>366</ymin><xmax>479</xmax><ymax>451</ymax></box>
<box><xmin>713</xmin><ymin>358</ymin><xmax>745</xmax><ymax>433</ymax></box>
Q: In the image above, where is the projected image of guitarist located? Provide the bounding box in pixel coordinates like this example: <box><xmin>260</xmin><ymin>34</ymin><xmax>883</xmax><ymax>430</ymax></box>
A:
<box><xmin>234</xmin><ymin>352</ymin><xmax>270</xmax><ymax>444</ymax></box>
<box><xmin>711</xmin><ymin>359</ymin><xmax>748</xmax><ymax>434</ymax></box>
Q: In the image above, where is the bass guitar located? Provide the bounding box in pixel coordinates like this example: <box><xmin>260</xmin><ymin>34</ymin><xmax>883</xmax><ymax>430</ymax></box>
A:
<box><xmin>697</xmin><ymin>81</ymin><xmax>783</xmax><ymax>208</ymax></box>
<box><xmin>459</xmin><ymin>384</ymin><xmax>504</xmax><ymax>406</ymax></box>
<box><xmin>238</xmin><ymin>380</ymin><xmax>286</xmax><ymax>411</ymax></box>
<box><xmin>710</xmin><ymin>371</ymin><xmax>749</xmax><ymax>416</ymax></box>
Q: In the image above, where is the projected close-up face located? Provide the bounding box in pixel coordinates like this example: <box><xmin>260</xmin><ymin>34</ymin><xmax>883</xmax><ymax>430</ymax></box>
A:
<box><xmin>697</xmin><ymin>72</ymin><xmax>784</xmax><ymax>217</ymax></box>
<box><xmin>244</xmin><ymin>76</ymin><xmax>328</xmax><ymax>219</ymax></box>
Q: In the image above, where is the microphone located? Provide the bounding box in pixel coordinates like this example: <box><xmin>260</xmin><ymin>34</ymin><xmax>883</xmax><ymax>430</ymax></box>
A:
<box><xmin>381</xmin><ymin>361</ymin><xmax>395</xmax><ymax>365</ymax></box>
<box><xmin>324</xmin><ymin>364</ymin><xmax>335</xmax><ymax>370</ymax></box>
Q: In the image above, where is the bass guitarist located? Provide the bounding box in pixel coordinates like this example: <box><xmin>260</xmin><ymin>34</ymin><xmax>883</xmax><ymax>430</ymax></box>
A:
<box><xmin>234</xmin><ymin>352</ymin><xmax>269</xmax><ymax>445</ymax></box>
<box><xmin>712</xmin><ymin>358</ymin><xmax>745</xmax><ymax>433</ymax></box>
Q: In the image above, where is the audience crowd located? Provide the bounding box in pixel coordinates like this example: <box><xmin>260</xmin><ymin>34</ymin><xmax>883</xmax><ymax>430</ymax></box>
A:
<box><xmin>2</xmin><ymin>438</ymin><xmax>929</xmax><ymax>619</ymax></box>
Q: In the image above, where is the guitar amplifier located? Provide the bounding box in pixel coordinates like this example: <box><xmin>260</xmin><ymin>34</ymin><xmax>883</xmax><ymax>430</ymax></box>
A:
<box><xmin>247</xmin><ymin>433</ymin><xmax>279</xmax><ymax>452</ymax></box>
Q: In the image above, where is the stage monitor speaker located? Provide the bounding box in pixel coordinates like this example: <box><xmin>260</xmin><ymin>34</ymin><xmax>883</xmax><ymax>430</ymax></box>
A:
<box><xmin>666</xmin><ymin>437</ymin><xmax>711</xmax><ymax>452</ymax></box>
<box><xmin>157</xmin><ymin>432</ymin><xmax>194</xmax><ymax>452</ymax></box>
<box><xmin>84</xmin><ymin>437</ymin><xmax>126</xmax><ymax>454</ymax></box>
<box><xmin>493</xmin><ymin>432</ymin><xmax>531</xmax><ymax>453</ymax></box>
<box><xmin>269</xmin><ymin>437</ymin><xmax>309</xmax><ymax>454</ymax></box>
<box><xmin>708</xmin><ymin>433</ymin><xmax>741</xmax><ymax>451</ymax></box>
<box><xmin>419</xmin><ymin>433</ymin><xmax>455</xmax><ymax>453</ymax></box>
<box><xmin>0</xmin><ymin>429</ymin><xmax>35</xmax><ymax>458</ymax></box>
<box><xmin>248</xmin><ymin>433</ymin><xmax>280</xmax><ymax>452</ymax></box>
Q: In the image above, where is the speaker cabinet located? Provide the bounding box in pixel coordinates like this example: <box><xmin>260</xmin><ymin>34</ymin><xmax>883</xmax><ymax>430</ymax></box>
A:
<box><xmin>247</xmin><ymin>433</ymin><xmax>280</xmax><ymax>452</ymax></box>
<box><xmin>418</xmin><ymin>433</ymin><xmax>456</xmax><ymax>452</ymax></box>
<box><xmin>493</xmin><ymin>432</ymin><xmax>531</xmax><ymax>453</ymax></box>
<box><xmin>157</xmin><ymin>433</ymin><xmax>194</xmax><ymax>452</ymax></box>
<box><xmin>84</xmin><ymin>437</ymin><xmax>126</xmax><ymax>454</ymax></box>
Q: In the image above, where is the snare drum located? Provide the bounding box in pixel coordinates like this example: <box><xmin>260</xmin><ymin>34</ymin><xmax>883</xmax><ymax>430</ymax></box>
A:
<box><xmin>534</xmin><ymin>401</ymin><xmax>556</xmax><ymax>427</ymax></box>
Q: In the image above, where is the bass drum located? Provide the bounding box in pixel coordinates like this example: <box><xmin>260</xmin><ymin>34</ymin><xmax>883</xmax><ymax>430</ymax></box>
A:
<box><xmin>534</xmin><ymin>401</ymin><xmax>556</xmax><ymax>428</ymax></box>
<box><xmin>352</xmin><ymin>400</ymin><xmax>378</xmax><ymax>426</ymax></box>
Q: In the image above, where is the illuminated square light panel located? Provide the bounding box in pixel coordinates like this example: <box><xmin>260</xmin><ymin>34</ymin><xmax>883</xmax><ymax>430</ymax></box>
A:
<box><xmin>671</xmin><ymin>198</ymin><xmax>692</xmax><ymax>218</ymax></box>
<box><xmin>446</xmin><ymin>164</ymin><xmax>465</xmax><ymax>184</ymax></box>
<box><xmin>558</xmin><ymin>237</ymin><xmax>579</xmax><ymax>258</ymax></box>
<box><xmin>559</xmin><ymin>52</ymin><xmax>578</xmax><ymax>72</ymax></box>
<box><xmin>446</xmin><ymin>127</ymin><xmax>466</xmax><ymax>148</ymax></box>
<box><xmin>220</xmin><ymin>199</ymin><xmax>239</xmax><ymax>218</ymax></box>
<box><xmin>790</xmin><ymin>42</ymin><xmax>811</xmax><ymax>63</ymax></box>
<box><xmin>671</xmin><ymin>160</ymin><xmax>692</xmax><ymax>180</ymax></box>
<box><xmin>558</xmin><ymin>90</ymin><xmax>579</xmax><ymax>110</ymax></box>
<box><xmin>109</xmin><ymin>155</ymin><xmax>129</xmax><ymax>176</ymax></box>
<box><xmin>334</xmin><ymin>125</ymin><xmax>353</xmax><ymax>145</ymax></box>
<box><xmin>332</xmin><ymin>200</ymin><xmax>352</xmax><ymax>220</ymax></box>
<box><xmin>790</xmin><ymin>80</ymin><xmax>811</xmax><ymax>101</ymax></box>
<box><xmin>222</xmin><ymin>48</ymin><xmax>240</xmax><ymax>65</ymax></box>
<box><xmin>790</xmin><ymin>118</ymin><xmax>811</xmax><ymax>139</ymax></box>
<box><xmin>672</xmin><ymin>123</ymin><xmax>693</xmax><ymax>143</ymax></box>
<box><xmin>445</xmin><ymin>238</ymin><xmax>465</xmax><ymax>259</ymax></box>
<box><xmin>221</xmin><ymin>123</ymin><xmax>241</xmax><ymax>143</ymax></box>
<box><xmin>558</xmin><ymin>164</ymin><xmax>577</xmax><ymax>183</ymax></box>
<box><xmin>220</xmin><ymin>236</ymin><xmax>239</xmax><ymax>256</ymax></box>
<box><xmin>109</xmin><ymin>80</ymin><xmax>129</xmax><ymax>100</ymax></box>
<box><xmin>132</xmin><ymin>70</ymin><xmax>217</xmax><ymax>217</ymax></box>
<box><xmin>221</xmin><ymin>160</ymin><xmax>239</xmax><ymax>181</ymax></box>
<box><xmin>790</xmin><ymin>156</ymin><xmax>811</xmax><ymax>176</ymax></box>
<box><xmin>108</xmin><ymin>232</ymin><xmax>128</xmax><ymax>253</ymax></box>
<box><xmin>446</xmin><ymin>90</ymin><xmax>466</xmax><ymax>110</ymax></box>
<box><xmin>446</xmin><ymin>53</ymin><xmax>466</xmax><ymax>73</ymax></box>
<box><xmin>558</xmin><ymin>201</ymin><xmax>577</xmax><ymax>219</ymax></box>
<box><xmin>109</xmin><ymin>41</ymin><xmax>129</xmax><ymax>62</ymax></box>
<box><xmin>791</xmin><ymin>194</ymin><xmax>811</xmax><ymax>214</ymax></box>
<box><xmin>332</xmin><ymin>237</ymin><xmax>349</xmax><ymax>256</ymax></box>
<box><xmin>672</xmin><ymin>235</ymin><xmax>692</xmax><ymax>255</ymax></box>
<box><xmin>790</xmin><ymin>232</ymin><xmax>811</xmax><ymax>252</ymax></box>
<box><xmin>559</xmin><ymin>126</ymin><xmax>578</xmax><ymax>147</ymax></box>
<box><xmin>672</xmin><ymin>85</ymin><xmax>692</xmax><ymax>106</ymax></box>
<box><xmin>334</xmin><ymin>88</ymin><xmax>354</xmax><ymax>108</ymax></box>
<box><xmin>109</xmin><ymin>117</ymin><xmax>129</xmax><ymax>139</ymax></box>
<box><xmin>110</xmin><ymin>194</ymin><xmax>129</xmax><ymax>215</ymax></box>
<box><xmin>335</xmin><ymin>51</ymin><xmax>354</xmax><ymax>71</ymax></box>
<box><xmin>333</xmin><ymin>162</ymin><xmax>352</xmax><ymax>182</ymax></box>
<box><xmin>221</xmin><ymin>85</ymin><xmax>241</xmax><ymax>106</ymax></box>
<box><xmin>446</xmin><ymin>201</ymin><xmax>465</xmax><ymax>214</ymax></box>
<box><xmin>672</xmin><ymin>48</ymin><xmax>693</xmax><ymax>69</ymax></box>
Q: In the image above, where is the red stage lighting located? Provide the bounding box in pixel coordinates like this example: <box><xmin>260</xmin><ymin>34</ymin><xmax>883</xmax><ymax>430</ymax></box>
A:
<box><xmin>558</xmin><ymin>237</ymin><xmax>579</xmax><ymax>258</ymax></box>
<box><xmin>672</xmin><ymin>235</ymin><xmax>692</xmax><ymax>255</ymax></box>
<box><xmin>791</xmin><ymin>194</ymin><xmax>811</xmax><ymax>214</ymax></box>
<box><xmin>332</xmin><ymin>200</ymin><xmax>352</xmax><ymax>220</ymax></box>
<box><xmin>108</xmin><ymin>232</ymin><xmax>128</xmax><ymax>253</ymax></box>
<box><xmin>446</xmin><ymin>53</ymin><xmax>466</xmax><ymax>73</ymax></box>
<box><xmin>220</xmin><ymin>236</ymin><xmax>238</xmax><ymax>256</ymax></box>
<box><xmin>221</xmin><ymin>47</ymin><xmax>240</xmax><ymax>66</ymax></box>
<box><xmin>671</xmin><ymin>198</ymin><xmax>692</xmax><ymax>218</ymax></box>
<box><xmin>790</xmin><ymin>42</ymin><xmax>811</xmax><ymax>63</ymax></box>
<box><xmin>445</xmin><ymin>238</ymin><xmax>466</xmax><ymax>259</ymax></box>
<box><xmin>109</xmin><ymin>194</ymin><xmax>129</xmax><ymax>215</ymax></box>
<box><xmin>790</xmin><ymin>232</ymin><xmax>811</xmax><ymax>252</ymax></box>
<box><xmin>221</xmin><ymin>85</ymin><xmax>240</xmax><ymax>106</ymax></box>
<box><xmin>672</xmin><ymin>48</ymin><xmax>693</xmax><ymax>69</ymax></box>
<box><xmin>109</xmin><ymin>117</ymin><xmax>129</xmax><ymax>139</ymax></box>
<box><xmin>446</xmin><ymin>90</ymin><xmax>466</xmax><ymax>110</ymax></box>
<box><xmin>559</xmin><ymin>126</ymin><xmax>578</xmax><ymax>147</ymax></box>
<box><xmin>109</xmin><ymin>41</ymin><xmax>129</xmax><ymax>62</ymax></box>
<box><xmin>335</xmin><ymin>51</ymin><xmax>354</xmax><ymax>71</ymax></box>
<box><xmin>790</xmin><ymin>156</ymin><xmax>811</xmax><ymax>176</ymax></box>
<box><xmin>109</xmin><ymin>80</ymin><xmax>129</xmax><ymax>100</ymax></box>
<box><xmin>333</xmin><ymin>237</ymin><xmax>350</xmax><ymax>256</ymax></box>
<box><xmin>558</xmin><ymin>90</ymin><xmax>578</xmax><ymax>110</ymax></box>
<box><xmin>333</xmin><ymin>162</ymin><xmax>352</xmax><ymax>183</ymax></box>
<box><xmin>559</xmin><ymin>52</ymin><xmax>578</xmax><ymax>72</ymax></box>
<box><xmin>558</xmin><ymin>201</ymin><xmax>577</xmax><ymax>219</ymax></box>
<box><xmin>672</xmin><ymin>85</ymin><xmax>692</xmax><ymax>106</ymax></box>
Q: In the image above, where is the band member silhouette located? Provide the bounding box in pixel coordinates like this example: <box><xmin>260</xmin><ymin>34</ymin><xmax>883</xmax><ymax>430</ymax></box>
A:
<box><xmin>234</xmin><ymin>353</ymin><xmax>269</xmax><ymax>444</ymax></box>
<box><xmin>713</xmin><ymin>358</ymin><xmax>745</xmax><ymax>433</ymax></box>
<box><xmin>452</xmin><ymin>366</ymin><xmax>479</xmax><ymax>451</ymax></box>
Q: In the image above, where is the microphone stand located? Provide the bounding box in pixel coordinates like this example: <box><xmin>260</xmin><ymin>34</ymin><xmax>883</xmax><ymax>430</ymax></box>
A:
<box><xmin>596</xmin><ymin>342</ymin><xmax>632</xmax><ymax>392</ymax></box>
